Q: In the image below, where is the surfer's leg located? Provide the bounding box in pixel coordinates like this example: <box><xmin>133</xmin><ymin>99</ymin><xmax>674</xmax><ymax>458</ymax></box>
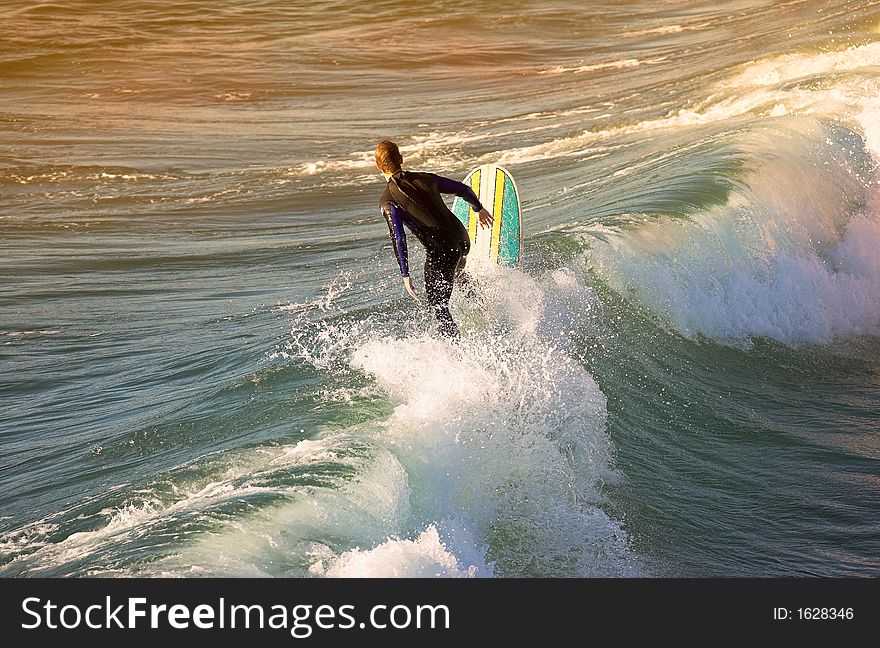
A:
<box><xmin>453</xmin><ymin>254</ymin><xmax>488</xmax><ymax>311</ymax></box>
<box><xmin>457</xmin><ymin>270</ymin><xmax>477</xmax><ymax>300</ymax></box>
<box><xmin>424</xmin><ymin>249</ymin><xmax>459</xmax><ymax>338</ymax></box>
<box><xmin>454</xmin><ymin>255</ymin><xmax>472</xmax><ymax>293</ymax></box>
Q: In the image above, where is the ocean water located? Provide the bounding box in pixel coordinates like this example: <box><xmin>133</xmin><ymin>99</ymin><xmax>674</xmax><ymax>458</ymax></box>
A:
<box><xmin>2</xmin><ymin>0</ymin><xmax>879</xmax><ymax>577</ymax></box>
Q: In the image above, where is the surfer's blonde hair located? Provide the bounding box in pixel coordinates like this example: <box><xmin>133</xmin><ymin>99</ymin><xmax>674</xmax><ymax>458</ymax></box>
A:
<box><xmin>375</xmin><ymin>140</ymin><xmax>403</xmax><ymax>173</ymax></box>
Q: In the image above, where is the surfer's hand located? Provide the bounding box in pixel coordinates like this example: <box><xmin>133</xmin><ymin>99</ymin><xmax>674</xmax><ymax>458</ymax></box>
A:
<box><xmin>403</xmin><ymin>276</ymin><xmax>421</xmax><ymax>303</ymax></box>
<box><xmin>477</xmin><ymin>208</ymin><xmax>493</xmax><ymax>229</ymax></box>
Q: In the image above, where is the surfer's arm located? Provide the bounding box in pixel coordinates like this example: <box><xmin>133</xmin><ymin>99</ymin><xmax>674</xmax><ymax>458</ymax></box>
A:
<box><xmin>434</xmin><ymin>175</ymin><xmax>493</xmax><ymax>229</ymax></box>
<box><xmin>381</xmin><ymin>202</ymin><xmax>410</xmax><ymax>277</ymax></box>
<box><xmin>434</xmin><ymin>175</ymin><xmax>484</xmax><ymax>212</ymax></box>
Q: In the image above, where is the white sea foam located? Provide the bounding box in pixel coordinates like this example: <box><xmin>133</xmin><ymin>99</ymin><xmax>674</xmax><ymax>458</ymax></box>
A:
<box><xmin>310</xmin><ymin>525</ymin><xmax>480</xmax><ymax>578</ymax></box>
<box><xmin>214</xmin><ymin>92</ymin><xmax>252</xmax><ymax>102</ymax></box>
<box><xmin>857</xmin><ymin>95</ymin><xmax>880</xmax><ymax>160</ymax></box>
<box><xmin>323</xmin><ymin>268</ymin><xmax>636</xmax><ymax>577</ymax></box>
<box><xmin>729</xmin><ymin>42</ymin><xmax>880</xmax><ymax>89</ymax></box>
<box><xmin>4</xmin><ymin>329</ymin><xmax>61</xmax><ymax>338</ymax></box>
<box><xmin>273</xmin><ymin>273</ymin><xmax>353</xmax><ymax>316</ymax></box>
<box><xmin>622</xmin><ymin>24</ymin><xmax>685</xmax><ymax>37</ymax></box>
<box><xmin>538</xmin><ymin>57</ymin><xmax>666</xmax><ymax>75</ymax></box>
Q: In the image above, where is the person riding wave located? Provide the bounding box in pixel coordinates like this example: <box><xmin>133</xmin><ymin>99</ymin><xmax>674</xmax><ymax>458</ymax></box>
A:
<box><xmin>376</xmin><ymin>139</ymin><xmax>492</xmax><ymax>337</ymax></box>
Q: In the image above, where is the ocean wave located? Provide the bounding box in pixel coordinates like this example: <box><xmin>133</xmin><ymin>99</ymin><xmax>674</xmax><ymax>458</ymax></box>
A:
<box><xmin>497</xmin><ymin>42</ymin><xmax>880</xmax><ymax>165</ymax></box>
<box><xmin>587</xmin><ymin>118</ymin><xmax>880</xmax><ymax>346</ymax></box>
<box><xmin>0</xmin><ymin>435</ymin><xmax>374</xmax><ymax>576</ymax></box>
<box><xmin>729</xmin><ymin>42</ymin><xmax>880</xmax><ymax>89</ymax></box>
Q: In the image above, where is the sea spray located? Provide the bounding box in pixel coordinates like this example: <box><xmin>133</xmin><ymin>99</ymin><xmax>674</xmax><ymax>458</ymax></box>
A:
<box><xmin>338</xmin><ymin>267</ymin><xmax>638</xmax><ymax>576</ymax></box>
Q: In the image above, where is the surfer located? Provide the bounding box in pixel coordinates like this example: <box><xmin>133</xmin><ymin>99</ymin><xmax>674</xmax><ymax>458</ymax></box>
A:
<box><xmin>376</xmin><ymin>139</ymin><xmax>493</xmax><ymax>338</ymax></box>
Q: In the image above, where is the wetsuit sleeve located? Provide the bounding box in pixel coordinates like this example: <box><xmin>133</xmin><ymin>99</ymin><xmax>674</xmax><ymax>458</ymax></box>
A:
<box><xmin>434</xmin><ymin>174</ymin><xmax>484</xmax><ymax>212</ymax></box>
<box><xmin>381</xmin><ymin>202</ymin><xmax>410</xmax><ymax>277</ymax></box>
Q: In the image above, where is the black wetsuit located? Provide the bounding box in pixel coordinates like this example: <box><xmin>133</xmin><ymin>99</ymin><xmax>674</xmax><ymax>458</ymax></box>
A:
<box><xmin>380</xmin><ymin>170</ymin><xmax>483</xmax><ymax>337</ymax></box>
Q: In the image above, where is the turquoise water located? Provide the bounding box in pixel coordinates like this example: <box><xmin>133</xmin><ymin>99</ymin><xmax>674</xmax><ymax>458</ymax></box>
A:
<box><xmin>1</xmin><ymin>0</ymin><xmax>879</xmax><ymax>577</ymax></box>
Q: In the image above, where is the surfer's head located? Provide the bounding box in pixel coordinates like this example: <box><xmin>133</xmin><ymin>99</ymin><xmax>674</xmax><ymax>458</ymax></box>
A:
<box><xmin>375</xmin><ymin>140</ymin><xmax>403</xmax><ymax>174</ymax></box>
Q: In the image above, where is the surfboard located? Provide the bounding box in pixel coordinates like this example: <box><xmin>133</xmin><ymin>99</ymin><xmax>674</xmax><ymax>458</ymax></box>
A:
<box><xmin>451</xmin><ymin>164</ymin><xmax>522</xmax><ymax>267</ymax></box>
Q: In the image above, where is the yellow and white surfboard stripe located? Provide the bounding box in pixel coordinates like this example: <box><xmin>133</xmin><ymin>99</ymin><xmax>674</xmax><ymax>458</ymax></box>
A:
<box><xmin>490</xmin><ymin>168</ymin><xmax>504</xmax><ymax>263</ymax></box>
<box><xmin>468</xmin><ymin>168</ymin><xmax>481</xmax><ymax>243</ymax></box>
<box><xmin>469</xmin><ymin>164</ymin><xmax>506</xmax><ymax>265</ymax></box>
